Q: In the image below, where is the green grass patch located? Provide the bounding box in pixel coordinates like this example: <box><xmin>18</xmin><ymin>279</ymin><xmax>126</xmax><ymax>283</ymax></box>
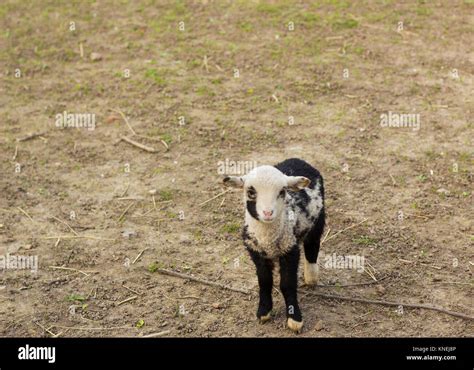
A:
<box><xmin>221</xmin><ymin>222</ymin><xmax>241</xmax><ymax>234</ymax></box>
<box><xmin>238</xmin><ymin>21</ymin><xmax>253</xmax><ymax>32</ymax></box>
<box><xmin>353</xmin><ymin>235</ymin><xmax>376</xmax><ymax>246</ymax></box>
<box><xmin>67</xmin><ymin>294</ymin><xmax>85</xmax><ymax>302</ymax></box>
<box><xmin>211</xmin><ymin>77</ymin><xmax>223</xmax><ymax>85</ymax></box>
<box><xmin>159</xmin><ymin>189</ymin><xmax>173</xmax><ymax>201</ymax></box>
<box><xmin>161</xmin><ymin>133</ymin><xmax>173</xmax><ymax>145</ymax></box>
<box><xmin>196</xmin><ymin>85</ymin><xmax>215</xmax><ymax>96</ymax></box>
<box><xmin>416</xmin><ymin>7</ymin><xmax>432</xmax><ymax>16</ymax></box>
<box><xmin>148</xmin><ymin>262</ymin><xmax>159</xmax><ymax>273</ymax></box>
<box><xmin>301</xmin><ymin>12</ymin><xmax>321</xmax><ymax>26</ymax></box>
<box><xmin>144</xmin><ymin>68</ymin><xmax>167</xmax><ymax>86</ymax></box>
<box><xmin>331</xmin><ymin>17</ymin><xmax>358</xmax><ymax>30</ymax></box>
<box><xmin>256</xmin><ymin>3</ymin><xmax>285</xmax><ymax>15</ymax></box>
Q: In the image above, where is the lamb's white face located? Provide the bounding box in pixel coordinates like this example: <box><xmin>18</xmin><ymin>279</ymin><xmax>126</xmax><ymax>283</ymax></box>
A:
<box><xmin>223</xmin><ymin>165</ymin><xmax>310</xmax><ymax>224</ymax></box>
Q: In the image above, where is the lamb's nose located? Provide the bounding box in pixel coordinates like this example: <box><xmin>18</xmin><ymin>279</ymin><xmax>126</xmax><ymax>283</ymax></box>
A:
<box><xmin>263</xmin><ymin>210</ymin><xmax>273</xmax><ymax>217</ymax></box>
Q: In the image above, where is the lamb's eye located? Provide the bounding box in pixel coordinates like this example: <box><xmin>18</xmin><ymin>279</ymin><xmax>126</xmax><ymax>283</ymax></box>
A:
<box><xmin>247</xmin><ymin>188</ymin><xmax>257</xmax><ymax>199</ymax></box>
<box><xmin>279</xmin><ymin>189</ymin><xmax>286</xmax><ymax>198</ymax></box>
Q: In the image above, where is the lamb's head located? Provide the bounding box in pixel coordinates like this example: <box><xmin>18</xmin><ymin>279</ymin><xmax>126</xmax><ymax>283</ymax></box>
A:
<box><xmin>223</xmin><ymin>165</ymin><xmax>310</xmax><ymax>223</ymax></box>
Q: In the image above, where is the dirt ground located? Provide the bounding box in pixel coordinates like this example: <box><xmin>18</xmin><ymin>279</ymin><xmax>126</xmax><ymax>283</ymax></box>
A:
<box><xmin>0</xmin><ymin>1</ymin><xmax>472</xmax><ymax>337</ymax></box>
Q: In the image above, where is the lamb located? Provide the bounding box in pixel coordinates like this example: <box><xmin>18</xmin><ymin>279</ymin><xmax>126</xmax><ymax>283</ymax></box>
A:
<box><xmin>223</xmin><ymin>158</ymin><xmax>325</xmax><ymax>333</ymax></box>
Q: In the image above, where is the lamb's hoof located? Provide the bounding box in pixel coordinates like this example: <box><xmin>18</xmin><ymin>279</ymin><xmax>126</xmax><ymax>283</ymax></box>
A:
<box><xmin>287</xmin><ymin>318</ymin><xmax>304</xmax><ymax>333</ymax></box>
<box><xmin>259</xmin><ymin>312</ymin><xmax>272</xmax><ymax>324</ymax></box>
<box><xmin>304</xmin><ymin>261</ymin><xmax>319</xmax><ymax>285</ymax></box>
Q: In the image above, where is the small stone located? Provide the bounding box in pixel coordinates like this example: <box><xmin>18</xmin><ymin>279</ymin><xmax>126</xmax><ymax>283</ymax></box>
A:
<box><xmin>122</xmin><ymin>230</ymin><xmax>137</xmax><ymax>238</ymax></box>
<box><xmin>212</xmin><ymin>302</ymin><xmax>222</xmax><ymax>309</ymax></box>
<box><xmin>105</xmin><ymin>114</ymin><xmax>120</xmax><ymax>124</ymax></box>
<box><xmin>149</xmin><ymin>189</ymin><xmax>157</xmax><ymax>195</ymax></box>
<box><xmin>437</xmin><ymin>188</ymin><xmax>450</xmax><ymax>195</ymax></box>
<box><xmin>22</xmin><ymin>244</ymin><xmax>33</xmax><ymax>250</ymax></box>
<box><xmin>90</xmin><ymin>52</ymin><xmax>102</xmax><ymax>61</ymax></box>
<box><xmin>179</xmin><ymin>234</ymin><xmax>191</xmax><ymax>245</ymax></box>
<box><xmin>314</xmin><ymin>320</ymin><xmax>323</xmax><ymax>331</ymax></box>
<box><xmin>376</xmin><ymin>285</ymin><xmax>386</xmax><ymax>295</ymax></box>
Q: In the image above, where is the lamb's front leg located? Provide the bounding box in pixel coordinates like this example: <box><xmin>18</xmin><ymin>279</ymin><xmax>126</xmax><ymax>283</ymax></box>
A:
<box><xmin>279</xmin><ymin>247</ymin><xmax>303</xmax><ymax>333</ymax></box>
<box><xmin>248</xmin><ymin>249</ymin><xmax>274</xmax><ymax>322</ymax></box>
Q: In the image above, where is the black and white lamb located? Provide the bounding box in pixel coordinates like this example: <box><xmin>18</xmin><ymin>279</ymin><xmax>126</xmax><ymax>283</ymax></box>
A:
<box><xmin>223</xmin><ymin>158</ymin><xmax>325</xmax><ymax>333</ymax></box>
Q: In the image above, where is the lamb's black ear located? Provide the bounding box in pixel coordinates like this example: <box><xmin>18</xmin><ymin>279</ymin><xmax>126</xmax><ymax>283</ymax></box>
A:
<box><xmin>286</xmin><ymin>176</ymin><xmax>311</xmax><ymax>191</ymax></box>
<box><xmin>223</xmin><ymin>176</ymin><xmax>244</xmax><ymax>188</ymax></box>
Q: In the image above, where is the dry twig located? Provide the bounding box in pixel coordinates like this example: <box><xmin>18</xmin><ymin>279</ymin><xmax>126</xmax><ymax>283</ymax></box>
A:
<box><xmin>199</xmin><ymin>189</ymin><xmax>231</xmax><ymax>206</ymax></box>
<box><xmin>156</xmin><ymin>268</ymin><xmax>251</xmax><ymax>295</ymax></box>
<box><xmin>142</xmin><ymin>330</ymin><xmax>171</xmax><ymax>338</ymax></box>
<box><xmin>42</xmin><ymin>235</ymin><xmax>115</xmax><ymax>241</ymax></box>
<box><xmin>132</xmin><ymin>248</ymin><xmax>148</xmax><ymax>264</ymax></box>
<box><xmin>51</xmin><ymin>216</ymin><xmax>79</xmax><ymax>236</ymax></box>
<box><xmin>120</xmin><ymin>136</ymin><xmax>157</xmax><ymax>153</ymax></box>
<box><xmin>322</xmin><ymin>218</ymin><xmax>368</xmax><ymax>245</ymax></box>
<box><xmin>301</xmin><ymin>290</ymin><xmax>474</xmax><ymax>321</ymax></box>
<box><xmin>117</xmin><ymin>296</ymin><xmax>138</xmax><ymax>306</ymax></box>
<box><xmin>17</xmin><ymin>207</ymin><xmax>33</xmax><ymax>221</ymax></box>
<box><xmin>118</xmin><ymin>201</ymin><xmax>136</xmax><ymax>222</ymax></box>
<box><xmin>33</xmin><ymin>321</ymin><xmax>62</xmax><ymax>338</ymax></box>
<box><xmin>17</xmin><ymin>130</ymin><xmax>49</xmax><ymax>142</ymax></box>
<box><xmin>109</xmin><ymin>108</ymin><xmax>136</xmax><ymax>135</ymax></box>
<box><xmin>48</xmin><ymin>266</ymin><xmax>97</xmax><ymax>277</ymax></box>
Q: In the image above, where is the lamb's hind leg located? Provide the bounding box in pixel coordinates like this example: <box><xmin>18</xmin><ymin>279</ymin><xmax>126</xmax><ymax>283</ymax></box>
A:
<box><xmin>279</xmin><ymin>246</ymin><xmax>303</xmax><ymax>333</ymax></box>
<box><xmin>303</xmin><ymin>209</ymin><xmax>325</xmax><ymax>285</ymax></box>
<box><xmin>248</xmin><ymin>249</ymin><xmax>274</xmax><ymax>323</ymax></box>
